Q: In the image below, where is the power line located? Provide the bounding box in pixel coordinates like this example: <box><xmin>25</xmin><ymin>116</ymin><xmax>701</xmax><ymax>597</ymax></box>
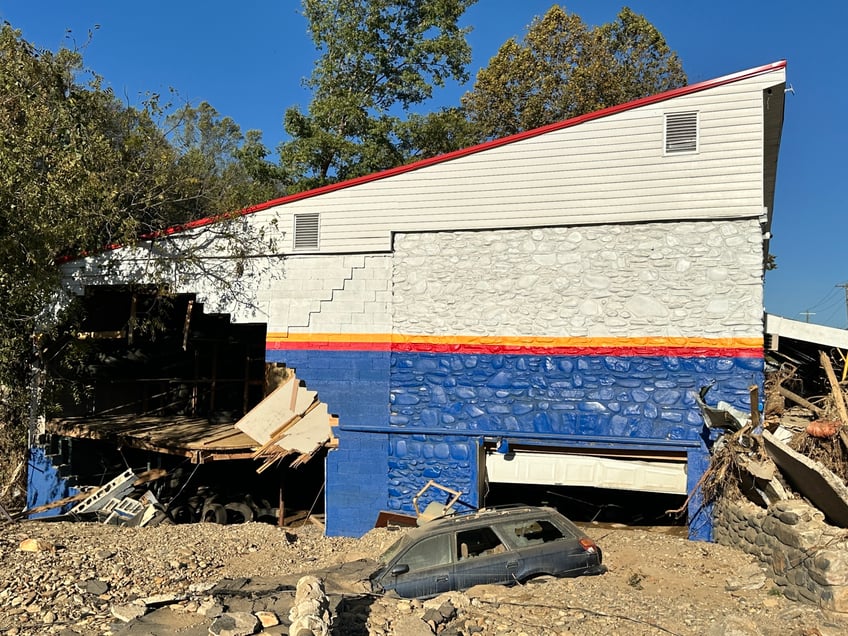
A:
<box><xmin>837</xmin><ymin>282</ymin><xmax>848</xmax><ymax>328</ymax></box>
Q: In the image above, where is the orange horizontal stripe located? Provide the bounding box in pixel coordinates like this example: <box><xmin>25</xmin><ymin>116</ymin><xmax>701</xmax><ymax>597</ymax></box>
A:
<box><xmin>266</xmin><ymin>334</ymin><xmax>763</xmax><ymax>357</ymax></box>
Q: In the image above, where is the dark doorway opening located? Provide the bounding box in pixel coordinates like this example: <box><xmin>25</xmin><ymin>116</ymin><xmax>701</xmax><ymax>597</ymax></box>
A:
<box><xmin>483</xmin><ymin>482</ymin><xmax>687</xmax><ymax>528</ymax></box>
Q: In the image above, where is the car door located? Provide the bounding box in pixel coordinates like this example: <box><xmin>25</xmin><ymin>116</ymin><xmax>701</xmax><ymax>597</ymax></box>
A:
<box><xmin>382</xmin><ymin>532</ymin><xmax>454</xmax><ymax>598</ymax></box>
<box><xmin>497</xmin><ymin>516</ymin><xmax>591</xmax><ymax>578</ymax></box>
<box><xmin>453</xmin><ymin>526</ymin><xmax>519</xmax><ymax>590</ymax></box>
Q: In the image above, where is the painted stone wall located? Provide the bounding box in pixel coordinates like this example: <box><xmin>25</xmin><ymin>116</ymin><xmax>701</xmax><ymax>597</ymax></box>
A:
<box><xmin>383</xmin><ymin>220</ymin><xmax>765</xmax><ymax>540</ymax></box>
<box><xmin>715</xmin><ymin>499</ymin><xmax>848</xmax><ymax>611</ymax></box>
<box><xmin>393</xmin><ymin>220</ymin><xmax>764</xmax><ymax>339</ymax></box>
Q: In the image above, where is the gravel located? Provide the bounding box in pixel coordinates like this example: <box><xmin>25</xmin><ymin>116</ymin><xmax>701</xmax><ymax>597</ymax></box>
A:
<box><xmin>2</xmin><ymin>519</ymin><xmax>848</xmax><ymax>635</ymax></box>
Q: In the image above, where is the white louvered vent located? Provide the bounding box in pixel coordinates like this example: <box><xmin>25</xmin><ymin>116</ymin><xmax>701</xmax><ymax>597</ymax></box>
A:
<box><xmin>664</xmin><ymin>111</ymin><xmax>698</xmax><ymax>154</ymax></box>
<box><xmin>293</xmin><ymin>213</ymin><xmax>320</xmax><ymax>250</ymax></box>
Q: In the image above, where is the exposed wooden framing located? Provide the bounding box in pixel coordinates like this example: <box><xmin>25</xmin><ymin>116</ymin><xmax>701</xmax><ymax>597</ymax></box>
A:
<box><xmin>47</xmin><ymin>415</ymin><xmax>257</xmax><ymax>462</ymax></box>
<box><xmin>210</xmin><ymin>342</ymin><xmax>219</xmax><ymax>413</ymax></box>
<box><xmin>191</xmin><ymin>350</ymin><xmax>199</xmax><ymax>415</ymax></box>
<box><xmin>243</xmin><ymin>355</ymin><xmax>251</xmax><ymax>415</ymax></box>
<box><xmin>75</xmin><ymin>330</ymin><xmax>125</xmax><ymax>340</ymax></box>
<box><xmin>128</xmin><ymin>294</ymin><xmax>137</xmax><ymax>346</ymax></box>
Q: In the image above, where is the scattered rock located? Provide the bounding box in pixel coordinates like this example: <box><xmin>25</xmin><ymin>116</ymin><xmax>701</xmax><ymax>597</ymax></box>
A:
<box><xmin>255</xmin><ymin>610</ymin><xmax>280</xmax><ymax>628</ymax></box>
<box><xmin>111</xmin><ymin>602</ymin><xmax>147</xmax><ymax>622</ymax></box>
<box><xmin>208</xmin><ymin>611</ymin><xmax>260</xmax><ymax>636</ymax></box>
<box><xmin>18</xmin><ymin>538</ymin><xmax>54</xmax><ymax>552</ymax></box>
<box><xmin>0</xmin><ymin>521</ymin><xmax>846</xmax><ymax>635</ymax></box>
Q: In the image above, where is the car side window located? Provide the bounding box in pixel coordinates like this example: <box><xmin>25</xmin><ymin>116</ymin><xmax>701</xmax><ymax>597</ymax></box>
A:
<box><xmin>456</xmin><ymin>526</ymin><xmax>507</xmax><ymax>560</ymax></box>
<box><xmin>503</xmin><ymin>518</ymin><xmax>572</xmax><ymax>547</ymax></box>
<box><xmin>397</xmin><ymin>534</ymin><xmax>452</xmax><ymax>572</ymax></box>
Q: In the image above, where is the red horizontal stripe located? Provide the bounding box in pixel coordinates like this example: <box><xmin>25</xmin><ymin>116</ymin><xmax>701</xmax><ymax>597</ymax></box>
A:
<box><xmin>266</xmin><ymin>341</ymin><xmax>762</xmax><ymax>358</ymax></box>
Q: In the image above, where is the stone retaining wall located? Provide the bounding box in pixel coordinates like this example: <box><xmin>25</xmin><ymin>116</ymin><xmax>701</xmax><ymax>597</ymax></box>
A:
<box><xmin>714</xmin><ymin>499</ymin><xmax>848</xmax><ymax>611</ymax></box>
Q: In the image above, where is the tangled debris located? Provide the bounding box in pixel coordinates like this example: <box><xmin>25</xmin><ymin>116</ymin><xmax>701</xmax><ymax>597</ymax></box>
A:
<box><xmin>700</xmin><ymin>349</ymin><xmax>848</xmax><ymax>527</ymax></box>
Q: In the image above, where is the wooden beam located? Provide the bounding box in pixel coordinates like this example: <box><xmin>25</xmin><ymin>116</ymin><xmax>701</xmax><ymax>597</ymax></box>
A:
<box><xmin>778</xmin><ymin>385</ymin><xmax>827</xmax><ymax>416</ymax></box>
<box><xmin>820</xmin><ymin>351</ymin><xmax>848</xmax><ymax>424</ymax></box>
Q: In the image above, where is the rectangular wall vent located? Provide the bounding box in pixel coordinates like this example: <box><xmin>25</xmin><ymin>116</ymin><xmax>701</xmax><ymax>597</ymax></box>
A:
<box><xmin>664</xmin><ymin>111</ymin><xmax>698</xmax><ymax>154</ymax></box>
<box><xmin>293</xmin><ymin>213</ymin><xmax>320</xmax><ymax>250</ymax></box>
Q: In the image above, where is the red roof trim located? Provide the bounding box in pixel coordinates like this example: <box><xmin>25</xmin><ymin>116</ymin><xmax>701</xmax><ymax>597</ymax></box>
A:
<box><xmin>66</xmin><ymin>60</ymin><xmax>786</xmax><ymax>260</ymax></box>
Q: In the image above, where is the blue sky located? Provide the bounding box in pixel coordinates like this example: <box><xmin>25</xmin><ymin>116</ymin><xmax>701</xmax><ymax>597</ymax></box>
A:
<box><xmin>2</xmin><ymin>1</ymin><xmax>847</xmax><ymax>327</ymax></box>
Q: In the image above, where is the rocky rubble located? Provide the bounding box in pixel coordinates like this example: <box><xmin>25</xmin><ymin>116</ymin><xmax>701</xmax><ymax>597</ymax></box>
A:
<box><xmin>2</xmin><ymin>520</ymin><xmax>848</xmax><ymax>636</ymax></box>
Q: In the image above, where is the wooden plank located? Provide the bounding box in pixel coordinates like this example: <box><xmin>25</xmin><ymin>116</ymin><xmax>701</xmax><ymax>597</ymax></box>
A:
<box><xmin>821</xmin><ymin>351</ymin><xmax>848</xmax><ymax>424</ymax></box>
<box><xmin>778</xmin><ymin>385</ymin><xmax>827</xmax><ymax>416</ymax></box>
<box><xmin>235</xmin><ymin>376</ymin><xmax>299</xmax><ymax>444</ymax></box>
<box><xmin>13</xmin><ymin>489</ymin><xmax>95</xmax><ymax>519</ymax></box>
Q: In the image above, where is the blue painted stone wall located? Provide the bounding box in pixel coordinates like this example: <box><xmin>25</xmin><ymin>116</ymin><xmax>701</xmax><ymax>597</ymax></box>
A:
<box><xmin>274</xmin><ymin>347</ymin><xmax>762</xmax><ymax>539</ymax></box>
<box><xmin>325</xmin><ymin>429</ymin><xmax>390</xmax><ymax>536</ymax></box>
<box><xmin>387</xmin><ymin>434</ymin><xmax>479</xmax><ymax>515</ymax></box>
<box><xmin>687</xmin><ymin>448</ymin><xmax>714</xmax><ymax>541</ymax></box>
<box><xmin>266</xmin><ymin>350</ymin><xmax>391</xmax><ymax>427</ymax></box>
<box><xmin>27</xmin><ymin>446</ymin><xmax>78</xmax><ymax>519</ymax></box>
<box><xmin>390</xmin><ymin>352</ymin><xmax>762</xmax><ymax>440</ymax></box>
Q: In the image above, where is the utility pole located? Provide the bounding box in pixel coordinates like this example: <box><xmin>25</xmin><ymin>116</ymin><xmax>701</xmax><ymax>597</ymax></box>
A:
<box><xmin>837</xmin><ymin>283</ymin><xmax>848</xmax><ymax>328</ymax></box>
<box><xmin>800</xmin><ymin>310</ymin><xmax>815</xmax><ymax>323</ymax></box>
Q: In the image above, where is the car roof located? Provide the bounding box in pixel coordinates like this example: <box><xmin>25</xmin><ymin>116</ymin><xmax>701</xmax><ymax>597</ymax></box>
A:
<box><xmin>407</xmin><ymin>505</ymin><xmax>567</xmax><ymax>538</ymax></box>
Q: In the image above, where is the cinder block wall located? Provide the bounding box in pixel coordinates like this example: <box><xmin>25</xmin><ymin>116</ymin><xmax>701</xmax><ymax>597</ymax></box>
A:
<box><xmin>264</xmin><ymin>254</ymin><xmax>393</xmax><ymax>427</ymax></box>
<box><xmin>325</xmin><ymin>430</ymin><xmax>389</xmax><ymax>536</ymax></box>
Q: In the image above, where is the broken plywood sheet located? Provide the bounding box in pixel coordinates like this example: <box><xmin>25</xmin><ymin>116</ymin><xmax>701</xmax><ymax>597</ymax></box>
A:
<box><xmin>763</xmin><ymin>429</ymin><xmax>848</xmax><ymax>527</ymax></box>
<box><xmin>235</xmin><ymin>372</ymin><xmax>331</xmax><ymax>469</ymax></box>
<box><xmin>235</xmin><ymin>375</ymin><xmax>317</xmax><ymax>445</ymax></box>
<box><xmin>275</xmin><ymin>402</ymin><xmax>329</xmax><ymax>455</ymax></box>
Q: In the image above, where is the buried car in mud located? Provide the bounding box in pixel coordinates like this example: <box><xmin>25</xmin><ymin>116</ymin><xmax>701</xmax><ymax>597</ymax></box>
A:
<box><xmin>369</xmin><ymin>505</ymin><xmax>606</xmax><ymax>598</ymax></box>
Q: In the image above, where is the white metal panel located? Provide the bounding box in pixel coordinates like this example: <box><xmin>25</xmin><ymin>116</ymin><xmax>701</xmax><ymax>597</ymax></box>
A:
<box><xmin>486</xmin><ymin>450</ymin><xmax>688</xmax><ymax>495</ymax></box>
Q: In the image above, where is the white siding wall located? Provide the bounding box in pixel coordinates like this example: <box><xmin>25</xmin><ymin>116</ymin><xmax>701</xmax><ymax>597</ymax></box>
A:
<box><xmin>248</xmin><ymin>67</ymin><xmax>784</xmax><ymax>254</ymax></box>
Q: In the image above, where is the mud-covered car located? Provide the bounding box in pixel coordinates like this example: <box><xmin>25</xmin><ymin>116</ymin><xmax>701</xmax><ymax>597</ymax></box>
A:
<box><xmin>369</xmin><ymin>505</ymin><xmax>605</xmax><ymax>598</ymax></box>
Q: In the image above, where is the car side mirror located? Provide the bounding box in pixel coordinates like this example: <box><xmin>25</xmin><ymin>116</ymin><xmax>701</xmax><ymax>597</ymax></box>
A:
<box><xmin>391</xmin><ymin>563</ymin><xmax>410</xmax><ymax>576</ymax></box>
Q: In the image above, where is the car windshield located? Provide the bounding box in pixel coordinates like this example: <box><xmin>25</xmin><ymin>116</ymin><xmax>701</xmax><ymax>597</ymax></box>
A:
<box><xmin>378</xmin><ymin>533</ymin><xmax>413</xmax><ymax>564</ymax></box>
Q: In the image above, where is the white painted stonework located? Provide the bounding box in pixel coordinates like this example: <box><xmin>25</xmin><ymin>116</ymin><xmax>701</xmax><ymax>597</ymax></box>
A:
<box><xmin>392</xmin><ymin>219</ymin><xmax>764</xmax><ymax>338</ymax></box>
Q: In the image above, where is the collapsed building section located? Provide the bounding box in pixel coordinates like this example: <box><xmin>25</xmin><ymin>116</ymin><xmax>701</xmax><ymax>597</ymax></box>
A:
<box><xmin>35</xmin><ymin>61</ymin><xmax>788</xmax><ymax>540</ymax></box>
<box><xmin>28</xmin><ymin>288</ymin><xmax>329</xmax><ymax>525</ymax></box>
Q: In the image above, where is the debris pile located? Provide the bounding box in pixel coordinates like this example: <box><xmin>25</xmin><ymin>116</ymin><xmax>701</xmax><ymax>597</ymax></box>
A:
<box><xmin>701</xmin><ymin>351</ymin><xmax>848</xmax><ymax>525</ymax></box>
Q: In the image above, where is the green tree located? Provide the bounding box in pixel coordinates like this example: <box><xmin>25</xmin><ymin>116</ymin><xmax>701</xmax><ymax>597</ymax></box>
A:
<box><xmin>462</xmin><ymin>6</ymin><xmax>687</xmax><ymax>140</ymax></box>
<box><xmin>0</xmin><ymin>25</ymin><xmax>277</xmax><ymax>494</ymax></box>
<box><xmin>166</xmin><ymin>102</ymin><xmax>287</xmax><ymax>216</ymax></box>
<box><xmin>279</xmin><ymin>0</ymin><xmax>477</xmax><ymax>191</ymax></box>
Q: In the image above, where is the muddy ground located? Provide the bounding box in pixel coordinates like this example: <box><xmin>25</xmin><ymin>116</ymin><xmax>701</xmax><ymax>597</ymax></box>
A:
<box><xmin>2</xmin><ymin>517</ymin><xmax>848</xmax><ymax>636</ymax></box>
